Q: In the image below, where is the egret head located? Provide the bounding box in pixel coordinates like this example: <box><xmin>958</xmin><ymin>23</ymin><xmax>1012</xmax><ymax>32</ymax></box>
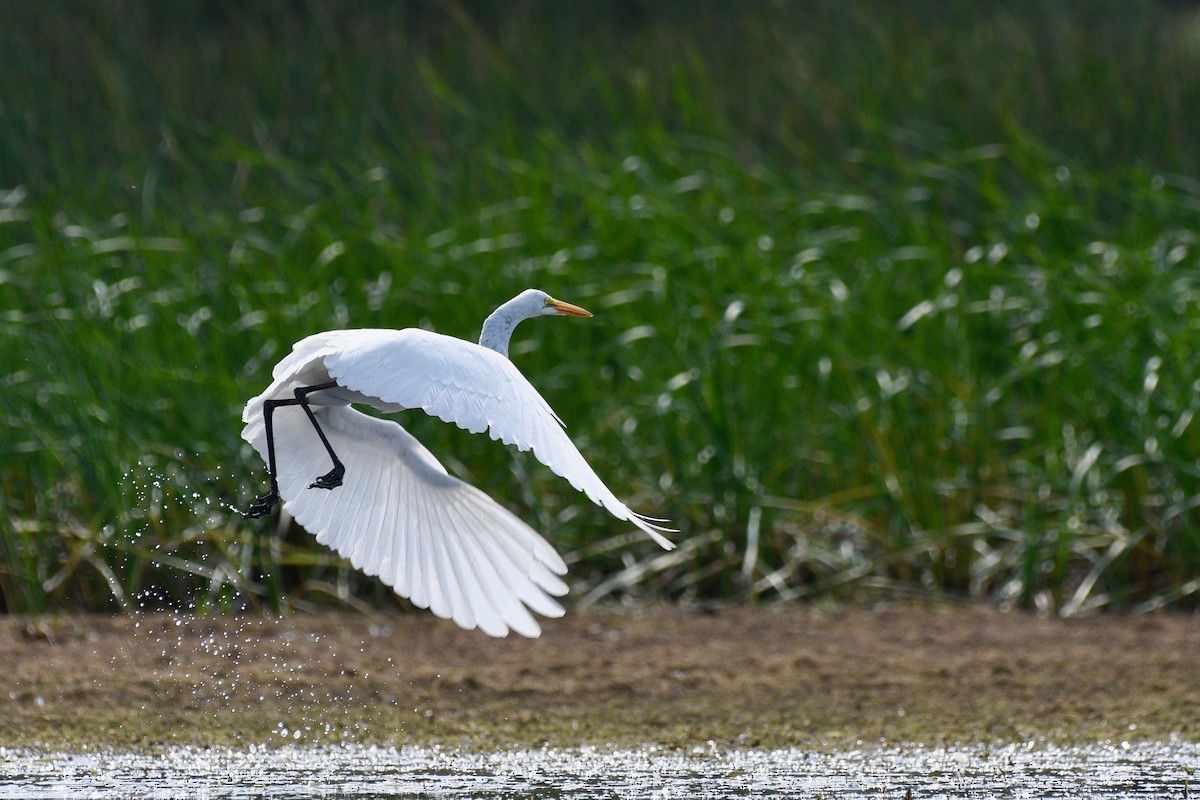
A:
<box><xmin>518</xmin><ymin>288</ymin><xmax>593</xmax><ymax>318</ymax></box>
<box><xmin>479</xmin><ymin>289</ymin><xmax>592</xmax><ymax>356</ymax></box>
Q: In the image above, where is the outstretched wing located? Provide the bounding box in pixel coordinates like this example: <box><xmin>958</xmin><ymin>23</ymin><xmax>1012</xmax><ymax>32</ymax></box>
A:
<box><xmin>321</xmin><ymin>328</ymin><xmax>675</xmax><ymax>549</ymax></box>
<box><xmin>245</xmin><ymin>400</ymin><xmax>569</xmax><ymax>638</ymax></box>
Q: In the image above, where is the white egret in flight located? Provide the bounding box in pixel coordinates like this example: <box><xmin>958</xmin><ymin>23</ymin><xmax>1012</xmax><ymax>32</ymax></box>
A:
<box><xmin>242</xmin><ymin>289</ymin><xmax>674</xmax><ymax>637</ymax></box>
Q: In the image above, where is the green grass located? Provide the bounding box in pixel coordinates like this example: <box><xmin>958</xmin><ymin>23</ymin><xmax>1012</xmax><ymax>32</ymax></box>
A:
<box><xmin>1</xmin><ymin>1</ymin><xmax>1199</xmax><ymax>615</ymax></box>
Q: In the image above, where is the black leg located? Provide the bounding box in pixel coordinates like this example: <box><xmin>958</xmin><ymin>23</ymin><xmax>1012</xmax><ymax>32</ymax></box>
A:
<box><xmin>244</xmin><ymin>380</ymin><xmax>343</xmax><ymax>519</ymax></box>
<box><xmin>294</xmin><ymin>382</ymin><xmax>345</xmax><ymax>490</ymax></box>
<box><xmin>245</xmin><ymin>394</ymin><xmax>292</xmax><ymax>518</ymax></box>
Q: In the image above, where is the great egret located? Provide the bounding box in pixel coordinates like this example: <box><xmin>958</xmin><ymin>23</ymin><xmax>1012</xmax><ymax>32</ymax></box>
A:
<box><xmin>242</xmin><ymin>288</ymin><xmax>674</xmax><ymax>637</ymax></box>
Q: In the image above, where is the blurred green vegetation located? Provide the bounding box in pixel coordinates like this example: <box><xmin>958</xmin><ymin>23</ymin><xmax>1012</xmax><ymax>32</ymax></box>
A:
<box><xmin>1</xmin><ymin>0</ymin><xmax>1199</xmax><ymax>616</ymax></box>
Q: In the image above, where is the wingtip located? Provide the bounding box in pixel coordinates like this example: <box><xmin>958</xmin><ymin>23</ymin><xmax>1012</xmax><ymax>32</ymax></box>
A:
<box><xmin>649</xmin><ymin>531</ymin><xmax>678</xmax><ymax>550</ymax></box>
<box><xmin>630</xmin><ymin>513</ymin><xmax>678</xmax><ymax>550</ymax></box>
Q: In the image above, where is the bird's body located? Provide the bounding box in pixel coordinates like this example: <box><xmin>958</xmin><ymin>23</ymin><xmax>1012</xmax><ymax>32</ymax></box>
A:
<box><xmin>242</xmin><ymin>289</ymin><xmax>672</xmax><ymax>637</ymax></box>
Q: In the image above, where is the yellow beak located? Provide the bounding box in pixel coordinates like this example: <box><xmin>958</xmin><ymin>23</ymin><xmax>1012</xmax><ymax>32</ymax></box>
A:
<box><xmin>549</xmin><ymin>298</ymin><xmax>593</xmax><ymax>317</ymax></box>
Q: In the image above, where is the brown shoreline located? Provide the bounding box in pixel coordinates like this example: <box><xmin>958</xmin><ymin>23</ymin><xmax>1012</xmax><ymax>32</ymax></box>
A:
<box><xmin>1</xmin><ymin>604</ymin><xmax>1197</xmax><ymax>750</ymax></box>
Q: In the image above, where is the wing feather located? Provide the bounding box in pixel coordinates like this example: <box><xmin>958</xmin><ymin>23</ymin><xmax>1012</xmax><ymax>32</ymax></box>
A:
<box><xmin>431</xmin><ymin>522</ymin><xmax>472</xmax><ymax>631</ymax></box>
<box><xmin>421</xmin><ymin>485</ymin><xmax>451</xmax><ymax>617</ymax></box>
<box><xmin>440</xmin><ymin>527</ymin><xmax>503</xmax><ymax>636</ymax></box>
<box><xmin>409</xmin><ymin>487</ymin><xmax>437</xmax><ymax>613</ymax></box>
<box><xmin>341</xmin><ymin>465</ymin><xmax>379</xmax><ymax>555</ymax></box>
<box><xmin>473</xmin><ymin>521</ymin><xmax>567</xmax><ymax>619</ymax></box>
<box><xmin>422</xmin><ymin>490</ymin><xmax>456</xmax><ymax>621</ymax></box>
<box><xmin>455</xmin><ymin>493</ymin><xmax>568</xmax><ymax>599</ymax></box>
<box><xmin>469</xmin><ymin>536</ymin><xmax>541</xmax><ymax>638</ymax></box>
<box><xmin>321</xmin><ymin>328</ymin><xmax>674</xmax><ymax>549</ymax></box>
<box><xmin>396</xmin><ymin>450</ymin><xmax>420</xmax><ymax>599</ymax></box>
<box><xmin>356</xmin><ymin>458</ymin><xmax>390</xmax><ymax>577</ymax></box>
<box><xmin>375</xmin><ymin>463</ymin><xmax>404</xmax><ymax>583</ymax></box>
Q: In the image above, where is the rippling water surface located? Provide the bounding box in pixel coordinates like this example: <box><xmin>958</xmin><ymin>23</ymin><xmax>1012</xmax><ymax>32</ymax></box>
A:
<box><xmin>1</xmin><ymin>741</ymin><xmax>1196</xmax><ymax>798</ymax></box>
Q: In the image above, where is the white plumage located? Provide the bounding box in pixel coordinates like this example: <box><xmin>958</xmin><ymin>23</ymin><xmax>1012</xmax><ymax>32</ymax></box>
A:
<box><xmin>242</xmin><ymin>289</ymin><xmax>673</xmax><ymax>637</ymax></box>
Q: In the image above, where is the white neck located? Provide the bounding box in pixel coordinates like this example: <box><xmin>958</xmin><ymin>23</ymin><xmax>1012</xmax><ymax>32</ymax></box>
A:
<box><xmin>478</xmin><ymin>294</ymin><xmax>537</xmax><ymax>357</ymax></box>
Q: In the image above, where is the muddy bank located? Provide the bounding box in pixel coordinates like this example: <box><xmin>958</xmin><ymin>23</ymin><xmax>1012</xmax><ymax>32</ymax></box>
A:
<box><xmin>1</xmin><ymin>604</ymin><xmax>1197</xmax><ymax>750</ymax></box>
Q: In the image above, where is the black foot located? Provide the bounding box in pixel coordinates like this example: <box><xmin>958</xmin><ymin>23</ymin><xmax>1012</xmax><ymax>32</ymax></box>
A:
<box><xmin>244</xmin><ymin>491</ymin><xmax>280</xmax><ymax>519</ymax></box>
<box><xmin>309</xmin><ymin>463</ymin><xmax>345</xmax><ymax>490</ymax></box>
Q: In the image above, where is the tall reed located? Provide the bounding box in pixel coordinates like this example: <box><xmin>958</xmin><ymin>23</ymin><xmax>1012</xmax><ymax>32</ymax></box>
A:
<box><xmin>1</xmin><ymin>1</ymin><xmax>1197</xmax><ymax>614</ymax></box>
